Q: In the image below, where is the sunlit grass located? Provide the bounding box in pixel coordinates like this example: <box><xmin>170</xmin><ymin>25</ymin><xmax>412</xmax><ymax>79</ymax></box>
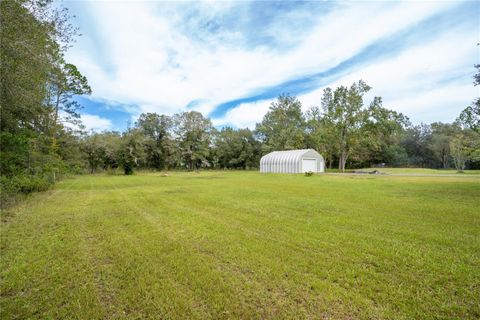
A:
<box><xmin>1</xmin><ymin>171</ymin><xmax>479</xmax><ymax>319</ymax></box>
<box><xmin>358</xmin><ymin>168</ymin><xmax>480</xmax><ymax>175</ymax></box>
<box><xmin>324</xmin><ymin>167</ymin><xmax>480</xmax><ymax>174</ymax></box>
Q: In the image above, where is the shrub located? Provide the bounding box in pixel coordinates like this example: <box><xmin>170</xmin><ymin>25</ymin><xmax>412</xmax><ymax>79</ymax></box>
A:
<box><xmin>304</xmin><ymin>171</ymin><xmax>314</xmax><ymax>177</ymax></box>
<box><xmin>123</xmin><ymin>163</ymin><xmax>134</xmax><ymax>175</ymax></box>
<box><xmin>1</xmin><ymin>174</ymin><xmax>53</xmax><ymax>208</ymax></box>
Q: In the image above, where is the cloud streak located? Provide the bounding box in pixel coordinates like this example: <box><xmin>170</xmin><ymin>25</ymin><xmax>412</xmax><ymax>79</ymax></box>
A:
<box><xmin>65</xmin><ymin>1</ymin><xmax>479</xmax><ymax>130</ymax></box>
<box><xmin>80</xmin><ymin>114</ymin><xmax>112</xmax><ymax>132</ymax></box>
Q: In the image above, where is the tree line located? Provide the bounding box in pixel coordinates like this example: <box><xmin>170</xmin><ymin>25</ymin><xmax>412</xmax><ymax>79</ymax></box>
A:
<box><xmin>1</xmin><ymin>0</ymin><xmax>91</xmax><ymax>205</ymax></box>
<box><xmin>82</xmin><ymin>79</ymin><xmax>479</xmax><ymax>175</ymax></box>
<box><xmin>1</xmin><ymin>0</ymin><xmax>479</xmax><ymax>205</ymax></box>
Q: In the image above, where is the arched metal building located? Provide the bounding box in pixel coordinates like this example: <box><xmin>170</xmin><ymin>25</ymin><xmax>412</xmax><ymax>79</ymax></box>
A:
<box><xmin>260</xmin><ymin>149</ymin><xmax>325</xmax><ymax>174</ymax></box>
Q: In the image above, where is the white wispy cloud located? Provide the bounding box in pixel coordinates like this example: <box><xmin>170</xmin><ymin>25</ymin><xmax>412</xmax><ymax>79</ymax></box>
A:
<box><xmin>65</xmin><ymin>1</ymin><xmax>477</xmax><ymax>129</ymax></box>
<box><xmin>80</xmin><ymin>114</ymin><xmax>112</xmax><ymax>131</ymax></box>
<box><xmin>212</xmin><ymin>100</ymin><xmax>272</xmax><ymax>129</ymax></box>
<box><xmin>298</xmin><ymin>25</ymin><xmax>478</xmax><ymax>122</ymax></box>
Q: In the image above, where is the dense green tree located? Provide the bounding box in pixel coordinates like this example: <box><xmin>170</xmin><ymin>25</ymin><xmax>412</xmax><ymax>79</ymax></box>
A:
<box><xmin>305</xmin><ymin>106</ymin><xmax>336</xmax><ymax>168</ymax></box>
<box><xmin>0</xmin><ymin>0</ymin><xmax>52</xmax><ymax>181</ymax></box>
<box><xmin>255</xmin><ymin>95</ymin><xmax>306</xmax><ymax>153</ymax></box>
<box><xmin>427</xmin><ymin>123</ymin><xmax>461</xmax><ymax>168</ymax></box>
<box><xmin>450</xmin><ymin>130</ymin><xmax>480</xmax><ymax>171</ymax></box>
<box><xmin>1</xmin><ymin>0</ymin><xmax>51</xmax><ymax>133</ymax></box>
<box><xmin>400</xmin><ymin>124</ymin><xmax>436</xmax><ymax>167</ymax></box>
<box><xmin>360</xmin><ymin>97</ymin><xmax>409</xmax><ymax>166</ymax></box>
<box><xmin>100</xmin><ymin>132</ymin><xmax>122</xmax><ymax>170</ymax></box>
<box><xmin>0</xmin><ymin>0</ymin><xmax>91</xmax><ymax>204</ymax></box>
<box><xmin>305</xmin><ymin>89</ymin><xmax>408</xmax><ymax>169</ymax></box>
<box><xmin>173</xmin><ymin>111</ymin><xmax>213</xmax><ymax>170</ymax></box>
<box><xmin>135</xmin><ymin>113</ymin><xmax>173</xmax><ymax>170</ymax></box>
<box><xmin>56</xmin><ymin>128</ymin><xmax>85</xmax><ymax>172</ymax></box>
<box><xmin>81</xmin><ymin>131</ymin><xmax>122</xmax><ymax>172</ymax></box>
<box><xmin>81</xmin><ymin>134</ymin><xmax>106</xmax><ymax>173</ymax></box>
<box><xmin>215</xmin><ymin>127</ymin><xmax>261</xmax><ymax>169</ymax></box>
<box><xmin>118</xmin><ymin>129</ymin><xmax>146</xmax><ymax>175</ymax></box>
<box><xmin>382</xmin><ymin>144</ymin><xmax>409</xmax><ymax>167</ymax></box>
<box><xmin>320</xmin><ymin>81</ymin><xmax>371</xmax><ymax>172</ymax></box>
<box><xmin>1</xmin><ymin>0</ymin><xmax>85</xmax><ymax>134</ymax></box>
<box><xmin>457</xmin><ymin>100</ymin><xmax>479</xmax><ymax>133</ymax></box>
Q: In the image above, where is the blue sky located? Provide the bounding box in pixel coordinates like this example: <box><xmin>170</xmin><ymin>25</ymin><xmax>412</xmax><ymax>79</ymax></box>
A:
<box><xmin>64</xmin><ymin>1</ymin><xmax>479</xmax><ymax>131</ymax></box>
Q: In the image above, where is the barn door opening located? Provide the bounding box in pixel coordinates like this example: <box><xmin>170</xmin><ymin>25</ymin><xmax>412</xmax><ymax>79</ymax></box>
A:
<box><xmin>302</xmin><ymin>159</ymin><xmax>317</xmax><ymax>173</ymax></box>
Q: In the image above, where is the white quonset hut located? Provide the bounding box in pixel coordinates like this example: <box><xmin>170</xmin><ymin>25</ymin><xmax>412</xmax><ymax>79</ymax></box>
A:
<box><xmin>260</xmin><ymin>149</ymin><xmax>325</xmax><ymax>174</ymax></box>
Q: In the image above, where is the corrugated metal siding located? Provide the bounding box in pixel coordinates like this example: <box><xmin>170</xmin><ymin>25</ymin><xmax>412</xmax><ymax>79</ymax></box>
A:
<box><xmin>259</xmin><ymin>149</ymin><xmax>325</xmax><ymax>174</ymax></box>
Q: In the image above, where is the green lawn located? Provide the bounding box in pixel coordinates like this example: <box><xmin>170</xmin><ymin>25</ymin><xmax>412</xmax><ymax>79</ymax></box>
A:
<box><xmin>355</xmin><ymin>168</ymin><xmax>480</xmax><ymax>175</ymax></box>
<box><xmin>1</xmin><ymin>172</ymin><xmax>479</xmax><ymax>319</ymax></box>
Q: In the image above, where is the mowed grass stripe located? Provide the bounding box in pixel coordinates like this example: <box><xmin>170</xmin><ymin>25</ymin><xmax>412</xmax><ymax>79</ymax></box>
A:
<box><xmin>1</xmin><ymin>178</ymin><xmax>105</xmax><ymax>319</ymax></box>
<box><xmin>101</xmin><ymin>178</ymin><xmax>342</xmax><ymax>318</ymax></box>
<box><xmin>1</xmin><ymin>172</ymin><xmax>479</xmax><ymax>319</ymax></box>
<box><xmin>73</xmin><ymin>174</ymin><xmax>478</xmax><ymax>318</ymax></box>
<box><xmin>77</xmin><ymin>183</ymin><xmax>215</xmax><ymax>319</ymax></box>
<box><xmin>76</xmin><ymin>176</ymin><xmax>308</xmax><ymax>319</ymax></box>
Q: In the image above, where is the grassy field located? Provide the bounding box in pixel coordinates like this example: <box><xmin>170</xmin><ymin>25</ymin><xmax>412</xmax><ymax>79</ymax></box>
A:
<box><xmin>355</xmin><ymin>168</ymin><xmax>480</xmax><ymax>175</ymax></box>
<box><xmin>1</xmin><ymin>171</ymin><xmax>479</xmax><ymax>319</ymax></box>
